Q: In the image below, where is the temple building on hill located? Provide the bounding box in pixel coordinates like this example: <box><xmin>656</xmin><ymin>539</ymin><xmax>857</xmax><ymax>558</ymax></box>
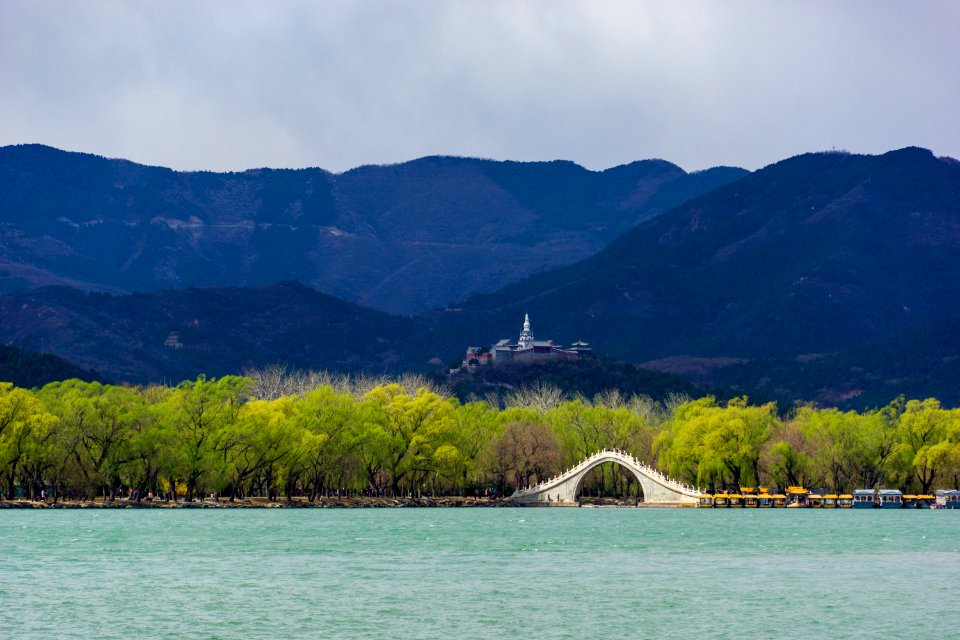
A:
<box><xmin>461</xmin><ymin>314</ymin><xmax>591</xmax><ymax>370</ymax></box>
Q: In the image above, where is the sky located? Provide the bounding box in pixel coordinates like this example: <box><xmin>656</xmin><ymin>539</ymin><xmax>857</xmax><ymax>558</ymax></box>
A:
<box><xmin>2</xmin><ymin>1</ymin><xmax>958</xmax><ymax>173</ymax></box>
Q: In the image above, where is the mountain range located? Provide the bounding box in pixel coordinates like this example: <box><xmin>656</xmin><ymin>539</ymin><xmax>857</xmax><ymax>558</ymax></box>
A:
<box><xmin>0</xmin><ymin>144</ymin><xmax>744</xmax><ymax>314</ymax></box>
<box><xmin>2</xmin><ymin>144</ymin><xmax>959</xmax><ymax>408</ymax></box>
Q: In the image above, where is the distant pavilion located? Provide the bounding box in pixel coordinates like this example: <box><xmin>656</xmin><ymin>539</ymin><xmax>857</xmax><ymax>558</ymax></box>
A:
<box><xmin>462</xmin><ymin>314</ymin><xmax>590</xmax><ymax>369</ymax></box>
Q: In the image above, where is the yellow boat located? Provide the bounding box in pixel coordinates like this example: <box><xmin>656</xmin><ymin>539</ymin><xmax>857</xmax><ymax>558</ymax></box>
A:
<box><xmin>838</xmin><ymin>494</ymin><xmax>853</xmax><ymax>508</ymax></box>
<box><xmin>756</xmin><ymin>488</ymin><xmax>773</xmax><ymax>508</ymax></box>
<box><xmin>822</xmin><ymin>494</ymin><xmax>838</xmax><ymax>508</ymax></box>
<box><xmin>771</xmin><ymin>494</ymin><xmax>786</xmax><ymax>508</ymax></box>
<box><xmin>727</xmin><ymin>493</ymin><xmax>744</xmax><ymax>508</ymax></box>
<box><xmin>785</xmin><ymin>486</ymin><xmax>809</xmax><ymax>507</ymax></box>
<box><xmin>714</xmin><ymin>494</ymin><xmax>729</xmax><ymax>508</ymax></box>
<box><xmin>698</xmin><ymin>494</ymin><xmax>714</xmax><ymax>508</ymax></box>
<box><xmin>740</xmin><ymin>487</ymin><xmax>758</xmax><ymax>508</ymax></box>
<box><xmin>808</xmin><ymin>494</ymin><xmax>824</xmax><ymax>508</ymax></box>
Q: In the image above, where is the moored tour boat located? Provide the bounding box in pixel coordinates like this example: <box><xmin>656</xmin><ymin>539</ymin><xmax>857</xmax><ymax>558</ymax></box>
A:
<box><xmin>822</xmin><ymin>494</ymin><xmax>838</xmax><ymax>508</ymax></box>
<box><xmin>699</xmin><ymin>494</ymin><xmax>714</xmax><ymax>508</ymax></box>
<box><xmin>852</xmin><ymin>489</ymin><xmax>876</xmax><ymax>508</ymax></box>
<box><xmin>740</xmin><ymin>488</ymin><xmax>758</xmax><ymax>508</ymax></box>
<box><xmin>837</xmin><ymin>494</ymin><xmax>853</xmax><ymax>508</ymax></box>
<box><xmin>877</xmin><ymin>489</ymin><xmax>902</xmax><ymax>509</ymax></box>
<box><xmin>935</xmin><ymin>489</ymin><xmax>960</xmax><ymax>509</ymax></box>
<box><xmin>785</xmin><ymin>486</ymin><xmax>809</xmax><ymax>507</ymax></box>
<box><xmin>807</xmin><ymin>494</ymin><xmax>823</xmax><ymax>508</ymax></box>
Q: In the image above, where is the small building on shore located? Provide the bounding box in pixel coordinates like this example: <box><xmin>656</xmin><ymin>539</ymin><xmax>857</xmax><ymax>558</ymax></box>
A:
<box><xmin>461</xmin><ymin>314</ymin><xmax>591</xmax><ymax>370</ymax></box>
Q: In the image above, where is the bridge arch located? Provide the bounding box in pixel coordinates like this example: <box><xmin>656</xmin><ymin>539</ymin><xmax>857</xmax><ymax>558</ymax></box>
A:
<box><xmin>571</xmin><ymin>456</ymin><xmax>647</xmax><ymax>501</ymax></box>
<box><xmin>511</xmin><ymin>449</ymin><xmax>700</xmax><ymax>506</ymax></box>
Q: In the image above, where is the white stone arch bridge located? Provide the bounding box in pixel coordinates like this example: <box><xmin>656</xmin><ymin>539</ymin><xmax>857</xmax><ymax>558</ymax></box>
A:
<box><xmin>511</xmin><ymin>449</ymin><xmax>701</xmax><ymax>506</ymax></box>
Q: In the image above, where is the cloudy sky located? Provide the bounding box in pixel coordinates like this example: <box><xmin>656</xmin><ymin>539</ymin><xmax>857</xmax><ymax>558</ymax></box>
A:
<box><xmin>2</xmin><ymin>1</ymin><xmax>958</xmax><ymax>173</ymax></box>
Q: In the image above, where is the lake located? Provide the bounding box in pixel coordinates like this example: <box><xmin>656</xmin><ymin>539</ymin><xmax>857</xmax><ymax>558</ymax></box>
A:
<box><xmin>2</xmin><ymin>508</ymin><xmax>958</xmax><ymax>638</ymax></box>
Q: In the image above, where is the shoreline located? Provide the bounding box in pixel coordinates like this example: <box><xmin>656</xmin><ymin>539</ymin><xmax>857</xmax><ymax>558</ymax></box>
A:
<box><xmin>0</xmin><ymin>496</ymin><xmax>523</xmax><ymax>509</ymax></box>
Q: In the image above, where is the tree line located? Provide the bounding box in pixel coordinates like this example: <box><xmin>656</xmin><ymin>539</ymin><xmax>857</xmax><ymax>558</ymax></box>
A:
<box><xmin>1</xmin><ymin>370</ymin><xmax>959</xmax><ymax>502</ymax></box>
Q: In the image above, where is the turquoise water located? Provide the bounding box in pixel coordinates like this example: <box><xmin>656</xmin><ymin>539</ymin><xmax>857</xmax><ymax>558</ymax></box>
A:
<box><xmin>2</xmin><ymin>509</ymin><xmax>959</xmax><ymax>639</ymax></box>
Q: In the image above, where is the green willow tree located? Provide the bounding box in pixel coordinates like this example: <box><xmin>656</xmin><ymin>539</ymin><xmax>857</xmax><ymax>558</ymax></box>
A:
<box><xmin>361</xmin><ymin>384</ymin><xmax>457</xmax><ymax>496</ymax></box>
<box><xmin>656</xmin><ymin>397</ymin><xmax>778</xmax><ymax>490</ymax></box>
<box><xmin>161</xmin><ymin>376</ymin><xmax>250</xmax><ymax>501</ymax></box>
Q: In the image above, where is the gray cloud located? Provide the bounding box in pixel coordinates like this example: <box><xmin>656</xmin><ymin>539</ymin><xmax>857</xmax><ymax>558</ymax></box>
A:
<box><xmin>2</xmin><ymin>1</ymin><xmax>958</xmax><ymax>172</ymax></box>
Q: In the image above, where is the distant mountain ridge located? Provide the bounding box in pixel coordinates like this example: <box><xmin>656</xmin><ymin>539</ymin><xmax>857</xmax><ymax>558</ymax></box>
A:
<box><xmin>0</xmin><ymin>144</ymin><xmax>746</xmax><ymax>314</ymax></box>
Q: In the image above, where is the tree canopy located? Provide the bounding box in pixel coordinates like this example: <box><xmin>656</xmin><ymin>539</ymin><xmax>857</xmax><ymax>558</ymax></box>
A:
<box><xmin>2</xmin><ymin>375</ymin><xmax>959</xmax><ymax>502</ymax></box>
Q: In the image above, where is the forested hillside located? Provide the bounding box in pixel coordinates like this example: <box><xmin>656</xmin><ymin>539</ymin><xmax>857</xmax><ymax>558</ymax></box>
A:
<box><xmin>0</xmin><ymin>344</ymin><xmax>103</xmax><ymax>388</ymax></box>
<box><xmin>0</xmin><ymin>282</ymin><xmax>419</xmax><ymax>383</ymax></box>
<box><xmin>422</xmin><ymin>148</ymin><xmax>960</xmax><ymax>406</ymax></box>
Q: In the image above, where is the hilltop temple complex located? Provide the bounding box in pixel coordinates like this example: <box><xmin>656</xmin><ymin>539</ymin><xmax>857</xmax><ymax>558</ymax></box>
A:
<box><xmin>462</xmin><ymin>314</ymin><xmax>591</xmax><ymax>369</ymax></box>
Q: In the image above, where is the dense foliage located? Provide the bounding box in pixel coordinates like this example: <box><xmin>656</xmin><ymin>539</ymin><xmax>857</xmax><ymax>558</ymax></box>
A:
<box><xmin>443</xmin><ymin>358</ymin><xmax>702</xmax><ymax>405</ymax></box>
<box><xmin>2</xmin><ymin>372</ymin><xmax>959</xmax><ymax>503</ymax></box>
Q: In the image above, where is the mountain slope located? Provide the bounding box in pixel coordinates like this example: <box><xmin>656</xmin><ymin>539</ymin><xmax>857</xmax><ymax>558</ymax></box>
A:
<box><xmin>0</xmin><ymin>282</ymin><xmax>421</xmax><ymax>384</ymax></box>
<box><xmin>0</xmin><ymin>145</ymin><xmax>747</xmax><ymax>314</ymax></box>
<box><xmin>428</xmin><ymin>148</ymin><xmax>960</xmax><ymax>364</ymax></box>
<box><xmin>696</xmin><ymin>316</ymin><xmax>960</xmax><ymax>409</ymax></box>
<box><xmin>0</xmin><ymin>344</ymin><xmax>104</xmax><ymax>388</ymax></box>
